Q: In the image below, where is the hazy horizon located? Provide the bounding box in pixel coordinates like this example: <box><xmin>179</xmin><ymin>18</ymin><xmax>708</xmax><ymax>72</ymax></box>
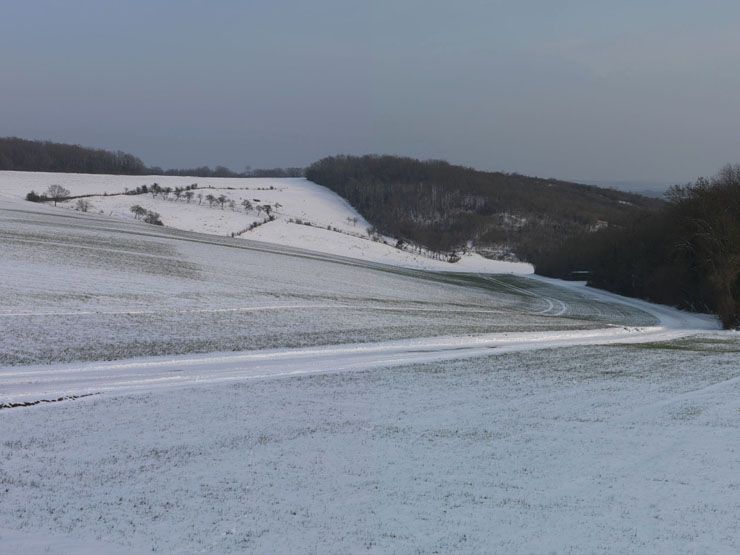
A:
<box><xmin>3</xmin><ymin>1</ymin><xmax>739</xmax><ymax>185</ymax></box>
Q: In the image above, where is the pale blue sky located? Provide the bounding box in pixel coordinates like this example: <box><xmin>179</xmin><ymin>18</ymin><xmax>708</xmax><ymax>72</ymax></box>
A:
<box><xmin>2</xmin><ymin>1</ymin><xmax>739</xmax><ymax>183</ymax></box>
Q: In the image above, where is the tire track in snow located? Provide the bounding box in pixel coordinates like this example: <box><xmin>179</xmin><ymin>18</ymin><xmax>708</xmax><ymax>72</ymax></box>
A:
<box><xmin>0</xmin><ymin>324</ymin><xmax>717</xmax><ymax>405</ymax></box>
<box><xmin>485</xmin><ymin>276</ymin><xmax>567</xmax><ymax>317</ymax></box>
<box><xmin>0</xmin><ymin>275</ymin><xmax>721</xmax><ymax>405</ymax></box>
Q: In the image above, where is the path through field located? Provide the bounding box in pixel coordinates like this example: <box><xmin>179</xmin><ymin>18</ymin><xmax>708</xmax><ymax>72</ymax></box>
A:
<box><xmin>0</xmin><ymin>277</ymin><xmax>718</xmax><ymax>405</ymax></box>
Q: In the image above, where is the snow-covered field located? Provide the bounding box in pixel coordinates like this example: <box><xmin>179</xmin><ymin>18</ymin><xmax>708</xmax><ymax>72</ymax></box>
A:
<box><xmin>0</xmin><ymin>170</ymin><xmax>532</xmax><ymax>274</ymax></box>
<box><xmin>0</xmin><ymin>174</ymin><xmax>736</xmax><ymax>553</ymax></box>
<box><xmin>0</xmin><ymin>203</ymin><xmax>654</xmax><ymax>367</ymax></box>
<box><xmin>2</xmin><ymin>339</ymin><xmax>738</xmax><ymax>553</ymax></box>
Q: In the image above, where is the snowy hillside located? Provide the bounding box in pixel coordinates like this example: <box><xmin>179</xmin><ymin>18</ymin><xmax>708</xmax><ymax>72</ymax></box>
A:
<box><xmin>1</xmin><ymin>188</ymin><xmax>734</xmax><ymax>554</ymax></box>
<box><xmin>0</xmin><ymin>171</ymin><xmax>533</xmax><ymax>274</ymax></box>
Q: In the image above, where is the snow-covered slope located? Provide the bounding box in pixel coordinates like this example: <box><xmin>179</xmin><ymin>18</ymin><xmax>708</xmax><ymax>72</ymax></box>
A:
<box><xmin>1</xmin><ymin>176</ymin><xmax>734</xmax><ymax>554</ymax></box>
<box><xmin>0</xmin><ymin>171</ymin><xmax>532</xmax><ymax>274</ymax></box>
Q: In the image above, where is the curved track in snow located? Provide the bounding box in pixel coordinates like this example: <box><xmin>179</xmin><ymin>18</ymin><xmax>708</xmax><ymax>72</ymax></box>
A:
<box><xmin>0</xmin><ymin>276</ymin><xmax>719</xmax><ymax>405</ymax></box>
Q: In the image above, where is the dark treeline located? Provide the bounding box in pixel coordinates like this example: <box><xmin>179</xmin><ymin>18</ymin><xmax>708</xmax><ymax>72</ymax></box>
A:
<box><xmin>156</xmin><ymin>165</ymin><xmax>304</xmax><ymax>178</ymax></box>
<box><xmin>0</xmin><ymin>137</ymin><xmax>304</xmax><ymax>178</ymax></box>
<box><xmin>306</xmin><ymin>154</ymin><xmax>661</xmax><ymax>256</ymax></box>
<box><xmin>0</xmin><ymin>137</ymin><xmax>149</xmax><ymax>175</ymax></box>
<box><xmin>539</xmin><ymin>165</ymin><xmax>740</xmax><ymax>328</ymax></box>
<box><xmin>153</xmin><ymin>165</ymin><xmax>242</xmax><ymax>178</ymax></box>
<box><xmin>243</xmin><ymin>167</ymin><xmax>304</xmax><ymax>178</ymax></box>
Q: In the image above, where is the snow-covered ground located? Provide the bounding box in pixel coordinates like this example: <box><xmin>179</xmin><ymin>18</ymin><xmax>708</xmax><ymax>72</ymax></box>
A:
<box><xmin>1</xmin><ymin>175</ymin><xmax>735</xmax><ymax>553</ymax></box>
<box><xmin>0</xmin><ymin>267</ymin><xmax>718</xmax><ymax>406</ymax></box>
<box><xmin>1</xmin><ymin>204</ymin><xmax>653</xmax><ymax>367</ymax></box>
<box><xmin>0</xmin><ymin>325</ymin><xmax>715</xmax><ymax>406</ymax></box>
<box><xmin>0</xmin><ymin>170</ymin><xmax>532</xmax><ymax>274</ymax></box>
<box><xmin>1</xmin><ymin>339</ymin><xmax>738</xmax><ymax>553</ymax></box>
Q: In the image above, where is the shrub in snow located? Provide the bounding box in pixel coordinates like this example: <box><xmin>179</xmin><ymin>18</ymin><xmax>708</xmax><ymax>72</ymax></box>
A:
<box><xmin>25</xmin><ymin>190</ymin><xmax>48</xmax><ymax>202</ymax></box>
<box><xmin>144</xmin><ymin>211</ymin><xmax>163</xmax><ymax>226</ymax></box>
<box><xmin>75</xmin><ymin>199</ymin><xmax>92</xmax><ymax>212</ymax></box>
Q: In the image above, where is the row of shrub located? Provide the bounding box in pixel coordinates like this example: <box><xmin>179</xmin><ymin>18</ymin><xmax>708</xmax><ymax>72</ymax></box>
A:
<box><xmin>234</xmin><ymin>215</ymin><xmax>276</xmax><ymax>236</ymax></box>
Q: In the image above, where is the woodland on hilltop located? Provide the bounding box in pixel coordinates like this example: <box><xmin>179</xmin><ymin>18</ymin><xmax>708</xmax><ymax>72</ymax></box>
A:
<box><xmin>0</xmin><ymin>137</ymin><xmax>149</xmax><ymax>175</ymax></box>
<box><xmin>0</xmin><ymin>137</ymin><xmax>303</xmax><ymax>178</ymax></box>
<box><xmin>306</xmin><ymin>154</ymin><xmax>662</xmax><ymax>259</ymax></box>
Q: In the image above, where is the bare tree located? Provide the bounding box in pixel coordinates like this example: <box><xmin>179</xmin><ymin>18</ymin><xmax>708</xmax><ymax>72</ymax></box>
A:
<box><xmin>205</xmin><ymin>194</ymin><xmax>216</xmax><ymax>207</ymax></box>
<box><xmin>217</xmin><ymin>195</ymin><xmax>227</xmax><ymax>209</ymax></box>
<box><xmin>184</xmin><ymin>191</ymin><xmax>194</xmax><ymax>203</ymax></box>
<box><xmin>241</xmin><ymin>199</ymin><xmax>253</xmax><ymax>212</ymax></box>
<box><xmin>46</xmin><ymin>184</ymin><xmax>70</xmax><ymax>206</ymax></box>
<box><xmin>129</xmin><ymin>205</ymin><xmax>147</xmax><ymax>219</ymax></box>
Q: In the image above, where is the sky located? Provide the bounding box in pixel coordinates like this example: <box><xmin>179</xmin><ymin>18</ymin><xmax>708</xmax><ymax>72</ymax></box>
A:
<box><xmin>2</xmin><ymin>0</ymin><xmax>740</xmax><ymax>184</ymax></box>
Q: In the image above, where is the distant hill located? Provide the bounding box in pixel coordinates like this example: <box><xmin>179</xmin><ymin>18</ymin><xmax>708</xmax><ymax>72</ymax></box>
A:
<box><xmin>305</xmin><ymin>155</ymin><xmax>664</xmax><ymax>264</ymax></box>
<box><xmin>0</xmin><ymin>137</ymin><xmax>303</xmax><ymax>178</ymax></box>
